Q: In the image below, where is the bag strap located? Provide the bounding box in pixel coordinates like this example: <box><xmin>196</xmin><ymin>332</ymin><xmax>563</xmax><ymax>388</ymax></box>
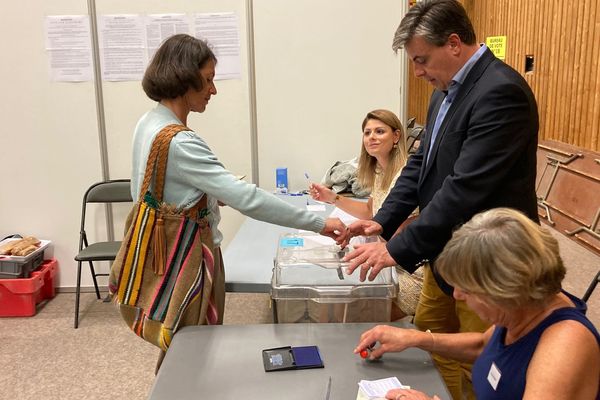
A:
<box><xmin>140</xmin><ymin>124</ymin><xmax>187</xmax><ymax>201</ymax></box>
<box><xmin>139</xmin><ymin>124</ymin><xmax>208</xmax><ymax>219</ymax></box>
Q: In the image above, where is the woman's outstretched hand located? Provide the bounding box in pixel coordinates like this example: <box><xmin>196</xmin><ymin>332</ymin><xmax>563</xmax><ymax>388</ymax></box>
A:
<box><xmin>320</xmin><ymin>217</ymin><xmax>347</xmax><ymax>242</ymax></box>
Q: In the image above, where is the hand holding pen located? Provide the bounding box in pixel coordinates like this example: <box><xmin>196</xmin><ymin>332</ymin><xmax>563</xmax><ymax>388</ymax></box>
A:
<box><xmin>354</xmin><ymin>325</ymin><xmax>425</xmax><ymax>360</ymax></box>
<box><xmin>306</xmin><ymin>175</ymin><xmax>337</xmax><ymax>204</ymax></box>
<box><xmin>358</xmin><ymin>342</ymin><xmax>380</xmax><ymax>360</ymax></box>
<box><xmin>304</xmin><ymin>172</ymin><xmax>312</xmax><ymax>205</ymax></box>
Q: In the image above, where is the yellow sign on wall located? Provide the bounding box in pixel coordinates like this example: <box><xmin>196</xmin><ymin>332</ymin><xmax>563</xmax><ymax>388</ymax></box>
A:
<box><xmin>486</xmin><ymin>36</ymin><xmax>507</xmax><ymax>60</ymax></box>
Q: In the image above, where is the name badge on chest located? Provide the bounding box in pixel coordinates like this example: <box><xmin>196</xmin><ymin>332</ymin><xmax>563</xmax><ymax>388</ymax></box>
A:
<box><xmin>487</xmin><ymin>362</ymin><xmax>501</xmax><ymax>390</ymax></box>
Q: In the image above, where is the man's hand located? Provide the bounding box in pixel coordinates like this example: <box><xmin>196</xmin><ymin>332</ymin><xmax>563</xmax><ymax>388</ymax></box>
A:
<box><xmin>320</xmin><ymin>217</ymin><xmax>347</xmax><ymax>242</ymax></box>
<box><xmin>337</xmin><ymin>219</ymin><xmax>383</xmax><ymax>247</ymax></box>
<box><xmin>343</xmin><ymin>242</ymin><xmax>396</xmax><ymax>281</ymax></box>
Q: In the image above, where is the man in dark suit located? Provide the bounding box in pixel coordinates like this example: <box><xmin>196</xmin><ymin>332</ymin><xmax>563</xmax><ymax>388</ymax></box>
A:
<box><xmin>341</xmin><ymin>1</ymin><xmax>539</xmax><ymax>398</ymax></box>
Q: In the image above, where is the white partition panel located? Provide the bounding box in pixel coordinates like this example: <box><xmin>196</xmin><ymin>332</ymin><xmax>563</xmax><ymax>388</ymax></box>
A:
<box><xmin>96</xmin><ymin>0</ymin><xmax>251</xmax><ymax>253</ymax></box>
<box><xmin>0</xmin><ymin>0</ymin><xmax>250</xmax><ymax>289</ymax></box>
<box><xmin>0</xmin><ymin>1</ymin><xmax>101</xmax><ymax>288</ymax></box>
<box><xmin>253</xmin><ymin>0</ymin><xmax>403</xmax><ymax>191</ymax></box>
<box><xmin>0</xmin><ymin>0</ymin><xmax>405</xmax><ymax>289</ymax></box>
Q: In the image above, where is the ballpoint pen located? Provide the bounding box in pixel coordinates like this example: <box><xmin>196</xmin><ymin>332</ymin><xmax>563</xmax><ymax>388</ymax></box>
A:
<box><xmin>324</xmin><ymin>376</ymin><xmax>332</xmax><ymax>400</ymax></box>
<box><xmin>359</xmin><ymin>342</ymin><xmax>381</xmax><ymax>360</ymax></box>
<box><xmin>304</xmin><ymin>172</ymin><xmax>311</xmax><ymax>205</ymax></box>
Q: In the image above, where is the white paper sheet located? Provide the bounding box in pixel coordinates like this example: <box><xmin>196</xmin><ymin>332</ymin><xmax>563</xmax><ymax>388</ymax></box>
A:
<box><xmin>146</xmin><ymin>14</ymin><xmax>190</xmax><ymax>60</ymax></box>
<box><xmin>328</xmin><ymin>206</ymin><xmax>359</xmax><ymax>225</ymax></box>
<box><xmin>98</xmin><ymin>14</ymin><xmax>146</xmax><ymax>81</ymax></box>
<box><xmin>306</xmin><ymin>204</ymin><xmax>327</xmax><ymax>212</ymax></box>
<box><xmin>193</xmin><ymin>13</ymin><xmax>241</xmax><ymax>80</ymax></box>
<box><xmin>358</xmin><ymin>377</ymin><xmax>409</xmax><ymax>399</ymax></box>
<box><xmin>44</xmin><ymin>15</ymin><xmax>93</xmax><ymax>82</ymax></box>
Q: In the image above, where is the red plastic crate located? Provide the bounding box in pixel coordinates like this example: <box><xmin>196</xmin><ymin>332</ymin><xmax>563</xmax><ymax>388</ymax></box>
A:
<box><xmin>0</xmin><ymin>259</ymin><xmax>58</xmax><ymax>317</ymax></box>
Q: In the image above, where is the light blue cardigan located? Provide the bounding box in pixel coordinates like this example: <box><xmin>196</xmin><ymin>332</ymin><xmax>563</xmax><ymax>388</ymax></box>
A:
<box><xmin>131</xmin><ymin>103</ymin><xmax>325</xmax><ymax>247</ymax></box>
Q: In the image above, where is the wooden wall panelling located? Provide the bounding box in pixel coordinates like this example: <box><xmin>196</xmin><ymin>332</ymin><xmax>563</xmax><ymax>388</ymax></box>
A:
<box><xmin>571</xmin><ymin>0</ymin><xmax>585</xmax><ymax>146</ymax></box>
<box><xmin>407</xmin><ymin>63</ymin><xmax>432</xmax><ymax>125</ymax></box>
<box><xmin>536</xmin><ymin>0</ymin><xmax>550</xmax><ymax>140</ymax></box>
<box><xmin>588</xmin><ymin>0</ymin><xmax>600</xmax><ymax>150</ymax></box>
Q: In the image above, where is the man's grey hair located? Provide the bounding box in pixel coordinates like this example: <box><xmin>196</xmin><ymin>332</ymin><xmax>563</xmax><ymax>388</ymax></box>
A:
<box><xmin>392</xmin><ymin>0</ymin><xmax>476</xmax><ymax>51</ymax></box>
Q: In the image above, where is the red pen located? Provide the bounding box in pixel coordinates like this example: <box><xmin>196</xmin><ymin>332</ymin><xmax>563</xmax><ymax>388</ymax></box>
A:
<box><xmin>359</xmin><ymin>343</ymin><xmax>376</xmax><ymax>359</ymax></box>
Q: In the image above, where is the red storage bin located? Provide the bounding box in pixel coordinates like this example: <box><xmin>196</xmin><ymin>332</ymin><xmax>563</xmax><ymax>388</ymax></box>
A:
<box><xmin>0</xmin><ymin>259</ymin><xmax>58</xmax><ymax>317</ymax></box>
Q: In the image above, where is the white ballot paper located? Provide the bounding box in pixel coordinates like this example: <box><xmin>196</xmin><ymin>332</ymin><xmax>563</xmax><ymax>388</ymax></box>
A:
<box><xmin>357</xmin><ymin>377</ymin><xmax>410</xmax><ymax>400</ymax></box>
<box><xmin>328</xmin><ymin>206</ymin><xmax>359</xmax><ymax>225</ymax></box>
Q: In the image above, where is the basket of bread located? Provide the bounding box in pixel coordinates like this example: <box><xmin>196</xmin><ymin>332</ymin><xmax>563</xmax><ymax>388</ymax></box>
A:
<box><xmin>0</xmin><ymin>236</ymin><xmax>51</xmax><ymax>279</ymax></box>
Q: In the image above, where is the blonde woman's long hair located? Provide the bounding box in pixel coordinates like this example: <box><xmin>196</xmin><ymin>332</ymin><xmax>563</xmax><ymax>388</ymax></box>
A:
<box><xmin>357</xmin><ymin>109</ymin><xmax>408</xmax><ymax>192</ymax></box>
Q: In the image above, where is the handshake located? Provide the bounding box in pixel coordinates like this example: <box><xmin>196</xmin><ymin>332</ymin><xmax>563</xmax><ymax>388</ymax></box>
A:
<box><xmin>319</xmin><ymin>218</ymin><xmax>395</xmax><ymax>282</ymax></box>
<box><xmin>319</xmin><ymin>217</ymin><xmax>348</xmax><ymax>244</ymax></box>
<box><xmin>319</xmin><ymin>218</ymin><xmax>384</xmax><ymax>248</ymax></box>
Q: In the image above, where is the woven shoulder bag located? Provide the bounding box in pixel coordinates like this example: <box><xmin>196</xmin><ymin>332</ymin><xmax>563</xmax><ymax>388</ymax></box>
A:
<box><xmin>109</xmin><ymin>124</ymin><xmax>218</xmax><ymax>351</ymax></box>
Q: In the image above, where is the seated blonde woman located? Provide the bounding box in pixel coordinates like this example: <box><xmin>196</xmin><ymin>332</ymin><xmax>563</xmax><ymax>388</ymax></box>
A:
<box><xmin>310</xmin><ymin>109</ymin><xmax>422</xmax><ymax>318</ymax></box>
<box><xmin>354</xmin><ymin>208</ymin><xmax>600</xmax><ymax>400</ymax></box>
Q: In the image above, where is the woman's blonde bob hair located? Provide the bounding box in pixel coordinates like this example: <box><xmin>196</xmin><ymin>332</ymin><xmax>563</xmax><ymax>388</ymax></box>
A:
<box><xmin>436</xmin><ymin>208</ymin><xmax>565</xmax><ymax>308</ymax></box>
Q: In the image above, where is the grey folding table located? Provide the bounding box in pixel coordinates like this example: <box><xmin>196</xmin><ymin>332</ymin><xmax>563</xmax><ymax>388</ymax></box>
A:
<box><xmin>148</xmin><ymin>321</ymin><xmax>451</xmax><ymax>399</ymax></box>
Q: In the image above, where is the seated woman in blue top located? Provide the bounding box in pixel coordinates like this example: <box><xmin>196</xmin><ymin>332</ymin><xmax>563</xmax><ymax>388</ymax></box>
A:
<box><xmin>355</xmin><ymin>208</ymin><xmax>600</xmax><ymax>400</ymax></box>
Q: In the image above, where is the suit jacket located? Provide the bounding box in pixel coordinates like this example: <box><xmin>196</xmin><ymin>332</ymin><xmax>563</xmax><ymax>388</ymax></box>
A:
<box><xmin>373</xmin><ymin>48</ymin><xmax>539</xmax><ymax>295</ymax></box>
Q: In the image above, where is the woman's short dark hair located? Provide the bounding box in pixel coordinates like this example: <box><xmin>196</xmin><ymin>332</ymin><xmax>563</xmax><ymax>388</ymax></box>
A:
<box><xmin>142</xmin><ymin>34</ymin><xmax>217</xmax><ymax>102</ymax></box>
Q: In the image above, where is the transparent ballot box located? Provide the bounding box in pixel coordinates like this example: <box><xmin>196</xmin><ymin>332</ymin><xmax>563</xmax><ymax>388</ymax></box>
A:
<box><xmin>271</xmin><ymin>233</ymin><xmax>396</xmax><ymax>323</ymax></box>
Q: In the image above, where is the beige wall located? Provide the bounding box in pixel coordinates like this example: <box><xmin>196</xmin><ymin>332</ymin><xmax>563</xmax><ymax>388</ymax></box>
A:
<box><xmin>0</xmin><ymin>0</ymin><xmax>406</xmax><ymax>289</ymax></box>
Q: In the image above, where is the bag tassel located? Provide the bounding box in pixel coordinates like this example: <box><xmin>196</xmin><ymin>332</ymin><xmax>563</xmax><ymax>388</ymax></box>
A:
<box><xmin>153</xmin><ymin>216</ymin><xmax>166</xmax><ymax>276</ymax></box>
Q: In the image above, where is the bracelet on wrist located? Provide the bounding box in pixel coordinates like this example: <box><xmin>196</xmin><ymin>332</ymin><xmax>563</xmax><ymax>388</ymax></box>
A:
<box><xmin>426</xmin><ymin>329</ymin><xmax>435</xmax><ymax>351</ymax></box>
<box><xmin>332</xmin><ymin>194</ymin><xmax>340</xmax><ymax>204</ymax></box>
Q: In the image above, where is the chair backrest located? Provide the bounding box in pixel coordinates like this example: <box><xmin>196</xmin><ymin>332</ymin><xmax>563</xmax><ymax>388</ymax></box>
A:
<box><xmin>406</xmin><ymin>123</ymin><xmax>424</xmax><ymax>155</ymax></box>
<box><xmin>85</xmin><ymin>180</ymin><xmax>133</xmax><ymax>203</ymax></box>
<box><xmin>79</xmin><ymin>180</ymin><xmax>133</xmax><ymax>250</ymax></box>
<box><xmin>582</xmin><ymin>270</ymin><xmax>600</xmax><ymax>303</ymax></box>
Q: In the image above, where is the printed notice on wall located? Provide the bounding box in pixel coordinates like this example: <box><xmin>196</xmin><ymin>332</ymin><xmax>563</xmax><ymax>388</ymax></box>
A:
<box><xmin>44</xmin><ymin>15</ymin><xmax>93</xmax><ymax>82</ymax></box>
<box><xmin>486</xmin><ymin>36</ymin><xmax>507</xmax><ymax>60</ymax></box>
<box><xmin>146</xmin><ymin>14</ymin><xmax>191</xmax><ymax>61</ymax></box>
<box><xmin>193</xmin><ymin>13</ymin><xmax>241</xmax><ymax>80</ymax></box>
<box><xmin>45</xmin><ymin>12</ymin><xmax>242</xmax><ymax>83</ymax></box>
<box><xmin>98</xmin><ymin>15</ymin><xmax>146</xmax><ymax>81</ymax></box>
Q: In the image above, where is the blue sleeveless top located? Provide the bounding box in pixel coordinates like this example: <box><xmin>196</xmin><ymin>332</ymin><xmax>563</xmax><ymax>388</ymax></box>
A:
<box><xmin>472</xmin><ymin>291</ymin><xmax>600</xmax><ymax>399</ymax></box>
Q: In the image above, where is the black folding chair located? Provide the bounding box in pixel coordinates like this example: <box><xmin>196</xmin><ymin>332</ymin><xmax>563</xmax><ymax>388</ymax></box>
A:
<box><xmin>405</xmin><ymin>117</ymin><xmax>424</xmax><ymax>155</ymax></box>
<box><xmin>74</xmin><ymin>180</ymin><xmax>132</xmax><ymax>328</ymax></box>
<box><xmin>582</xmin><ymin>270</ymin><xmax>600</xmax><ymax>303</ymax></box>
